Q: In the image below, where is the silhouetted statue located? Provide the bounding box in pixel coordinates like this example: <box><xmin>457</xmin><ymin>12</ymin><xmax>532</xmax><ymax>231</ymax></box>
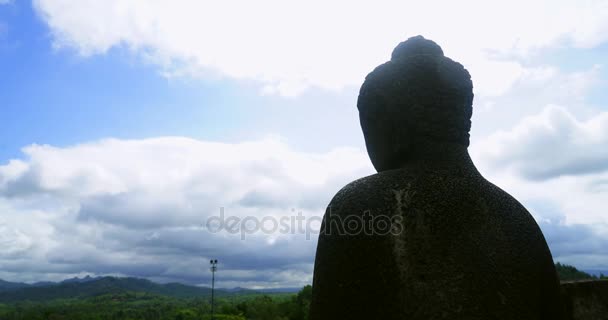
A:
<box><xmin>310</xmin><ymin>36</ymin><xmax>563</xmax><ymax>319</ymax></box>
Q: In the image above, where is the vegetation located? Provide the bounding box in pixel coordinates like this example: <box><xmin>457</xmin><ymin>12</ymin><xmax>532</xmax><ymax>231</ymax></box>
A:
<box><xmin>0</xmin><ymin>277</ymin><xmax>217</xmax><ymax>302</ymax></box>
<box><xmin>2</xmin><ymin>263</ymin><xmax>608</xmax><ymax>319</ymax></box>
<box><xmin>555</xmin><ymin>262</ymin><xmax>607</xmax><ymax>281</ymax></box>
<box><xmin>0</xmin><ymin>285</ymin><xmax>311</xmax><ymax>320</ymax></box>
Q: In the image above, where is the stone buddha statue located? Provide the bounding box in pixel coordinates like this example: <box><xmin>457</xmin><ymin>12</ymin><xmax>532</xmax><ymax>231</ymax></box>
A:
<box><xmin>309</xmin><ymin>36</ymin><xmax>563</xmax><ymax>319</ymax></box>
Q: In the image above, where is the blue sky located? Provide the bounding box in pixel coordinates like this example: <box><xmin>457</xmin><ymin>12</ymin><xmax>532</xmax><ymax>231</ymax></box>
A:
<box><xmin>1</xmin><ymin>0</ymin><xmax>608</xmax><ymax>288</ymax></box>
<box><xmin>0</xmin><ymin>1</ymin><xmax>366</xmax><ymax>162</ymax></box>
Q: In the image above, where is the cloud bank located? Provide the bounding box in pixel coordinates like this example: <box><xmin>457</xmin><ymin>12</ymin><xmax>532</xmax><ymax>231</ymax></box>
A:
<box><xmin>0</xmin><ymin>137</ymin><xmax>371</xmax><ymax>287</ymax></box>
<box><xmin>479</xmin><ymin>106</ymin><xmax>608</xmax><ymax>180</ymax></box>
<box><xmin>1</xmin><ymin>133</ymin><xmax>608</xmax><ymax>285</ymax></box>
<box><xmin>33</xmin><ymin>0</ymin><xmax>608</xmax><ymax>96</ymax></box>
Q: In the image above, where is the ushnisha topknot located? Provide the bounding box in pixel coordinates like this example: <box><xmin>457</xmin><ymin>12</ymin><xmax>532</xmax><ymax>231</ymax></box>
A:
<box><xmin>357</xmin><ymin>35</ymin><xmax>474</xmax><ymax>171</ymax></box>
<box><xmin>391</xmin><ymin>35</ymin><xmax>444</xmax><ymax>60</ymax></box>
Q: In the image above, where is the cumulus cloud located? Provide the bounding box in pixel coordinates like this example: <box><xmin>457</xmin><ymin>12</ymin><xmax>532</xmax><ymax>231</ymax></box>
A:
<box><xmin>0</xmin><ymin>137</ymin><xmax>371</xmax><ymax>286</ymax></box>
<box><xmin>470</xmin><ymin>106</ymin><xmax>608</xmax><ymax>247</ymax></box>
<box><xmin>477</xmin><ymin>105</ymin><xmax>608</xmax><ymax>180</ymax></box>
<box><xmin>32</xmin><ymin>0</ymin><xmax>608</xmax><ymax>96</ymax></box>
<box><xmin>536</xmin><ymin>208</ymin><xmax>608</xmax><ymax>270</ymax></box>
<box><xmin>469</xmin><ymin>63</ymin><xmax>602</xmax><ymax>142</ymax></box>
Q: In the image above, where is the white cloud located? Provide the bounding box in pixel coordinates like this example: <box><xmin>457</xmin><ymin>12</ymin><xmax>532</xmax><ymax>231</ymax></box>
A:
<box><xmin>2</xmin><ymin>135</ymin><xmax>608</xmax><ymax>284</ymax></box>
<box><xmin>32</xmin><ymin>0</ymin><xmax>608</xmax><ymax>96</ymax></box>
<box><xmin>471</xmin><ymin>106</ymin><xmax>608</xmax><ymax>230</ymax></box>
<box><xmin>469</xmin><ymin>63</ymin><xmax>603</xmax><ymax>153</ymax></box>
<box><xmin>0</xmin><ymin>137</ymin><xmax>371</xmax><ymax>286</ymax></box>
<box><xmin>477</xmin><ymin>105</ymin><xmax>608</xmax><ymax>180</ymax></box>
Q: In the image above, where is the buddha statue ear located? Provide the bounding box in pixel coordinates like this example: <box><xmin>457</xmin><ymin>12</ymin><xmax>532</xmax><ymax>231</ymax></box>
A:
<box><xmin>359</xmin><ymin>89</ymin><xmax>392</xmax><ymax>172</ymax></box>
<box><xmin>359</xmin><ymin>89</ymin><xmax>415</xmax><ymax>172</ymax></box>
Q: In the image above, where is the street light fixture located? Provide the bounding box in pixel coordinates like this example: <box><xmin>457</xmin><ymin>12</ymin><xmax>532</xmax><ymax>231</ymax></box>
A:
<box><xmin>210</xmin><ymin>259</ymin><xmax>218</xmax><ymax>320</ymax></box>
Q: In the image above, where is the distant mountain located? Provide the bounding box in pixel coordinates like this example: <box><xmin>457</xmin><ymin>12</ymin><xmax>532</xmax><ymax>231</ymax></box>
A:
<box><xmin>0</xmin><ymin>276</ymin><xmax>108</xmax><ymax>293</ymax></box>
<box><xmin>221</xmin><ymin>286</ymin><xmax>301</xmax><ymax>294</ymax></box>
<box><xmin>31</xmin><ymin>281</ymin><xmax>56</xmax><ymax>287</ymax></box>
<box><xmin>221</xmin><ymin>286</ymin><xmax>263</xmax><ymax>295</ymax></box>
<box><xmin>0</xmin><ymin>279</ymin><xmax>29</xmax><ymax>292</ymax></box>
<box><xmin>0</xmin><ymin>276</ymin><xmax>221</xmax><ymax>303</ymax></box>
<box><xmin>584</xmin><ymin>269</ymin><xmax>608</xmax><ymax>277</ymax></box>
<box><xmin>556</xmin><ymin>262</ymin><xmax>597</xmax><ymax>281</ymax></box>
<box><xmin>258</xmin><ymin>287</ymin><xmax>302</xmax><ymax>293</ymax></box>
<box><xmin>60</xmin><ymin>275</ymin><xmax>102</xmax><ymax>284</ymax></box>
<box><xmin>0</xmin><ymin>275</ymin><xmax>306</xmax><ymax>302</ymax></box>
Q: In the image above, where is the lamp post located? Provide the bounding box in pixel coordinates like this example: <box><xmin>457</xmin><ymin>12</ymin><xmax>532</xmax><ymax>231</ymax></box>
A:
<box><xmin>210</xmin><ymin>259</ymin><xmax>218</xmax><ymax>320</ymax></box>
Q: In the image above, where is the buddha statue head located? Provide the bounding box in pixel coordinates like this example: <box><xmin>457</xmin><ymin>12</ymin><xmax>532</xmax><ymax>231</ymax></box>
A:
<box><xmin>357</xmin><ymin>35</ymin><xmax>474</xmax><ymax>172</ymax></box>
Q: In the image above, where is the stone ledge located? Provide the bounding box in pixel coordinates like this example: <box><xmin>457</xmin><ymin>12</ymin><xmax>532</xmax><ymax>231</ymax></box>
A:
<box><xmin>561</xmin><ymin>280</ymin><xmax>608</xmax><ymax>320</ymax></box>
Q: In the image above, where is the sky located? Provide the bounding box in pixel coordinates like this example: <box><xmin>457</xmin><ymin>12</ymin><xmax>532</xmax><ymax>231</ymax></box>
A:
<box><xmin>1</xmin><ymin>0</ymin><xmax>608</xmax><ymax>288</ymax></box>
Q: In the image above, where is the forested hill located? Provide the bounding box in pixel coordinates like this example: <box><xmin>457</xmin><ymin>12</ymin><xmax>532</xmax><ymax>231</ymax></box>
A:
<box><xmin>0</xmin><ymin>276</ymin><xmax>259</xmax><ymax>303</ymax></box>
<box><xmin>0</xmin><ymin>262</ymin><xmax>603</xmax><ymax>303</ymax></box>
<box><xmin>555</xmin><ymin>262</ymin><xmax>607</xmax><ymax>281</ymax></box>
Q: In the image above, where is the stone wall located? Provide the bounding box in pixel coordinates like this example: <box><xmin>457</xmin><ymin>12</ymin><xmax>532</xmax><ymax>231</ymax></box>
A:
<box><xmin>561</xmin><ymin>280</ymin><xmax>608</xmax><ymax>320</ymax></box>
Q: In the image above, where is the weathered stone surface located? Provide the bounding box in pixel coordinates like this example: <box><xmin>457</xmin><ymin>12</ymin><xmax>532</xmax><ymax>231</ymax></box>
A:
<box><xmin>561</xmin><ymin>280</ymin><xmax>608</xmax><ymax>320</ymax></box>
<box><xmin>309</xmin><ymin>36</ymin><xmax>563</xmax><ymax>319</ymax></box>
